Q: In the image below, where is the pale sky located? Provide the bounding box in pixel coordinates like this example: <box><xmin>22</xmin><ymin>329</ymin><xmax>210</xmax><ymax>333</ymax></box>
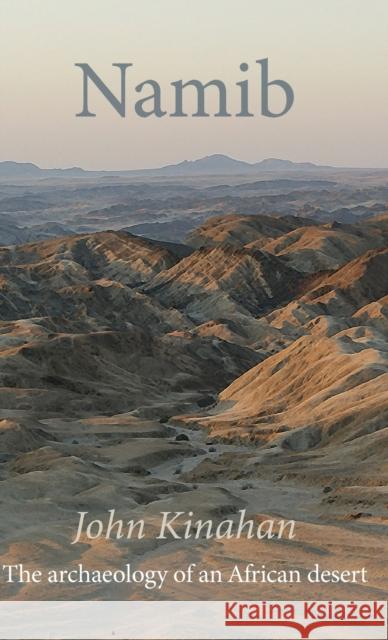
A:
<box><xmin>1</xmin><ymin>0</ymin><xmax>387</xmax><ymax>169</ymax></box>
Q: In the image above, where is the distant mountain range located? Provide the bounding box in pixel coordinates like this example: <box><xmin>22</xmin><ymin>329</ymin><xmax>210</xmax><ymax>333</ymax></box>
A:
<box><xmin>153</xmin><ymin>155</ymin><xmax>330</xmax><ymax>175</ymax></box>
<box><xmin>0</xmin><ymin>161</ymin><xmax>87</xmax><ymax>179</ymax></box>
<box><xmin>0</xmin><ymin>155</ymin><xmax>337</xmax><ymax>179</ymax></box>
<box><xmin>2</xmin><ymin>155</ymin><xmax>387</xmax><ymax>180</ymax></box>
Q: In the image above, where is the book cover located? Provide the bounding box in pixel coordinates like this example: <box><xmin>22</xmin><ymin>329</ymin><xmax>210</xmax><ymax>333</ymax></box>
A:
<box><xmin>0</xmin><ymin>1</ymin><xmax>387</xmax><ymax>638</ymax></box>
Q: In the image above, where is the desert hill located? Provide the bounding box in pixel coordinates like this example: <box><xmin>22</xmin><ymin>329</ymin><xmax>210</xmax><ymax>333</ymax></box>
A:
<box><xmin>0</xmin><ymin>323</ymin><xmax>260</xmax><ymax>415</ymax></box>
<box><xmin>186</xmin><ymin>213</ymin><xmax>315</xmax><ymax>248</ymax></box>
<box><xmin>0</xmin><ymin>229</ymin><xmax>262</xmax><ymax>416</ymax></box>
<box><xmin>180</xmin><ymin>327</ymin><xmax>388</xmax><ymax>447</ymax></box>
<box><xmin>0</xmin><ymin>230</ymin><xmax>187</xmax><ymax>285</ymax></box>
<box><xmin>262</xmin><ymin>221</ymin><xmax>387</xmax><ymax>272</ymax></box>
<box><xmin>172</xmin><ymin>221</ymin><xmax>388</xmax><ymax>500</ymax></box>
<box><xmin>0</xmin><ymin>230</ymin><xmax>192</xmax><ymax>327</ymax></box>
<box><xmin>1</xmin><ymin>218</ymin><xmax>386</xmax><ymax>435</ymax></box>
<box><xmin>187</xmin><ymin>213</ymin><xmax>388</xmax><ymax>274</ymax></box>
<box><xmin>267</xmin><ymin>246</ymin><xmax>388</xmax><ymax>337</ymax></box>
<box><xmin>145</xmin><ymin>245</ymin><xmax>303</xmax><ymax>321</ymax></box>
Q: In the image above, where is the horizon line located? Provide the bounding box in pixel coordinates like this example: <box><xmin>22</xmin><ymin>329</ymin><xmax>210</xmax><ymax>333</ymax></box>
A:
<box><xmin>1</xmin><ymin>154</ymin><xmax>388</xmax><ymax>173</ymax></box>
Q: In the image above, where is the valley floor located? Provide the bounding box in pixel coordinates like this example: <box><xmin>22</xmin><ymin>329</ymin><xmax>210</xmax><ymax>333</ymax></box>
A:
<box><xmin>0</xmin><ymin>412</ymin><xmax>386</xmax><ymax>600</ymax></box>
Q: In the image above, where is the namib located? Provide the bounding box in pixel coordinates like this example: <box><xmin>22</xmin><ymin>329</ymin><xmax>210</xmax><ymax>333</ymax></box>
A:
<box><xmin>75</xmin><ymin>59</ymin><xmax>294</xmax><ymax>119</ymax></box>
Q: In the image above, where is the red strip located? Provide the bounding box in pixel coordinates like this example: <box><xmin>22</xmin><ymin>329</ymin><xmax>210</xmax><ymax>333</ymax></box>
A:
<box><xmin>225</xmin><ymin>619</ymin><xmax>385</xmax><ymax>639</ymax></box>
